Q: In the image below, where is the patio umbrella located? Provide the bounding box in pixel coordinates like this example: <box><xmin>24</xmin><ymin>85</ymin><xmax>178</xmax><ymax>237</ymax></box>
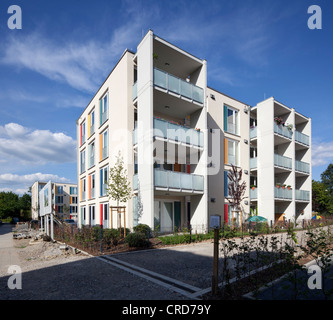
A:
<box><xmin>247</xmin><ymin>216</ymin><xmax>267</xmax><ymax>222</ymax></box>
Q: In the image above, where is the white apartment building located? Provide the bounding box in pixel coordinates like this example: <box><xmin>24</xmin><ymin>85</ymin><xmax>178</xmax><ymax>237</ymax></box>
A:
<box><xmin>250</xmin><ymin>97</ymin><xmax>312</xmax><ymax>224</ymax></box>
<box><xmin>76</xmin><ymin>30</ymin><xmax>311</xmax><ymax>232</ymax></box>
<box><xmin>31</xmin><ymin>181</ymin><xmax>78</xmax><ymax>221</ymax></box>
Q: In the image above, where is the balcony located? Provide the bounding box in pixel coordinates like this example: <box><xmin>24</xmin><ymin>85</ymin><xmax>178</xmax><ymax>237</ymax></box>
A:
<box><xmin>295</xmin><ymin>131</ymin><xmax>310</xmax><ymax>146</ymax></box>
<box><xmin>295</xmin><ymin>189</ymin><xmax>310</xmax><ymax>201</ymax></box>
<box><xmin>274</xmin><ymin>123</ymin><xmax>292</xmax><ymax>139</ymax></box>
<box><xmin>250</xmin><ymin>188</ymin><xmax>257</xmax><ymax>199</ymax></box>
<box><xmin>274</xmin><ymin>154</ymin><xmax>292</xmax><ymax>170</ymax></box>
<box><xmin>133</xmin><ymin>170</ymin><xmax>204</xmax><ymax>193</ymax></box>
<box><xmin>154</xmin><ymin>117</ymin><xmax>203</xmax><ymax>148</ymax></box>
<box><xmin>295</xmin><ymin>160</ymin><xmax>310</xmax><ymax>174</ymax></box>
<box><xmin>250</xmin><ymin>127</ymin><xmax>257</xmax><ymax>139</ymax></box>
<box><xmin>133</xmin><ymin>118</ymin><xmax>204</xmax><ymax>148</ymax></box>
<box><xmin>133</xmin><ymin>82</ymin><xmax>138</xmax><ymax>100</ymax></box>
<box><xmin>154</xmin><ymin>169</ymin><xmax>204</xmax><ymax>193</ymax></box>
<box><xmin>250</xmin><ymin>157</ymin><xmax>257</xmax><ymax>169</ymax></box>
<box><xmin>274</xmin><ymin>186</ymin><xmax>292</xmax><ymax>200</ymax></box>
<box><xmin>153</xmin><ymin>68</ymin><xmax>204</xmax><ymax>104</ymax></box>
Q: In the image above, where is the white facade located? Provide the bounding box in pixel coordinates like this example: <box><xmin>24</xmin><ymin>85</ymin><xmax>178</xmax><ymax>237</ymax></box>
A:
<box><xmin>31</xmin><ymin>181</ymin><xmax>78</xmax><ymax>221</ymax></box>
<box><xmin>76</xmin><ymin>31</ymin><xmax>312</xmax><ymax>233</ymax></box>
<box><xmin>250</xmin><ymin>97</ymin><xmax>312</xmax><ymax>224</ymax></box>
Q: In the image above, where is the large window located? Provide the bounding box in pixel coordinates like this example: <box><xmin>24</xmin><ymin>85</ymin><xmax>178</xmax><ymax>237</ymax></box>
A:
<box><xmin>89</xmin><ymin>173</ymin><xmax>95</xmax><ymax>199</ymax></box>
<box><xmin>89</xmin><ymin>110</ymin><xmax>95</xmax><ymax>137</ymax></box>
<box><xmin>227</xmin><ymin>139</ymin><xmax>239</xmax><ymax>166</ymax></box>
<box><xmin>100</xmin><ymin>92</ymin><xmax>108</xmax><ymax>126</ymax></box>
<box><xmin>224</xmin><ymin>105</ymin><xmax>239</xmax><ymax>135</ymax></box>
<box><xmin>100</xmin><ymin>130</ymin><xmax>108</xmax><ymax>161</ymax></box>
<box><xmin>100</xmin><ymin>166</ymin><xmax>109</xmax><ymax>197</ymax></box>
<box><xmin>89</xmin><ymin>142</ymin><xmax>95</xmax><ymax>168</ymax></box>
<box><xmin>80</xmin><ymin>121</ymin><xmax>86</xmax><ymax>145</ymax></box>
<box><xmin>80</xmin><ymin>149</ymin><xmax>86</xmax><ymax>173</ymax></box>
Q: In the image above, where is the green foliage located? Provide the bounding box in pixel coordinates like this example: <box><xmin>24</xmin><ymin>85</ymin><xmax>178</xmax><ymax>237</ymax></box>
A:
<box><xmin>312</xmin><ymin>180</ymin><xmax>333</xmax><ymax>214</ymax></box>
<box><xmin>133</xmin><ymin>224</ymin><xmax>152</xmax><ymax>237</ymax></box>
<box><xmin>107</xmin><ymin>151</ymin><xmax>133</xmax><ymax>206</ymax></box>
<box><xmin>125</xmin><ymin>232</ymin><xmax>150</xmax><ymax>247</ymax></box>
<box><xmin>321</xmin><ymin>163</ymin><xmax>333</xmax><ymax>195</ymax></box>
<box><xmin>0</xmin><ymin>191</ymin><xmax>31</xmax><ymax>219</ymax></box>
<box><xmin>103</xmin><ymin>228</ymin><xmax>120</xmax><ymax>246</ymax></box>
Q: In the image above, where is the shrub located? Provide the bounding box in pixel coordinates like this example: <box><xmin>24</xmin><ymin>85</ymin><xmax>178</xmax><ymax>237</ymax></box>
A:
<box><xmin>125</xmin><ymin>232</ymin><xmax>150</xmax><ymax>248</ymax></box>
<box><xmin>133</xmin><ymin>224</ymin><xmax>152</xmax><ymax>237</ymax></box>
<box><xmin>103</xmin><ymin>228</ymin><xmax>120</xmax><ymax>246</ymax></box>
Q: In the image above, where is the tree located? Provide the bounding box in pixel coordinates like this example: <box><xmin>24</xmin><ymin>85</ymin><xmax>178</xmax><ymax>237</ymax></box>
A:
<box><xmin>107</xmin><ymin>151</ymin><xmax>133</xmax><ymax>229</ymax></box>
<box><xmin>321</xmin><ymin>163</ymin><xmax>333</xmax><ymax>195</ymax></box>
<box><xmin>312</xmin><ymin>180</ymin><xmax>333</xmax><ymax>215</ymax></box>
<box><xmin>227</xmin><ymin>164</ymin><xmax>247</xmax><ymax>227</ymax></box>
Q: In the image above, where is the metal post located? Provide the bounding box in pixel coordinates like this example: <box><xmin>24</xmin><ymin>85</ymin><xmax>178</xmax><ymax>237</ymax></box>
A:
<box><xmin>211</xmin><ymin>228</ymin><xmax>219</xmax><ymax>295</ymax></box>
<box><xmin>50</xmin><ymin>213</ymin><xmax>54</xmax><ymax>241</ymax></box>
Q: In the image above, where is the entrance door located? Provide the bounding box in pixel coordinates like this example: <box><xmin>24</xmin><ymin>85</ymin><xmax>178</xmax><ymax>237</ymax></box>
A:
<box><xmin>174</xmin><ymin>201</ymin><xmax>181</xmax><ymax>230</ymax></box>
<box><xmin>162</xmin><ymin>202</ymin><xmax>173</xmax><ymax>232</ymax></box>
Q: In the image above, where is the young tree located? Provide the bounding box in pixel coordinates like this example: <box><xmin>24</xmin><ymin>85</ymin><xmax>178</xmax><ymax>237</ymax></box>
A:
<box><xmin>227</xmin><ymin>164</ymin><xmax>247</xmax><ymax>228</ymax></box>
<box><xmin>321</xmin><ymin>163</ymin><xmax>333</xmax><ymax>195</ymax></box>
<box><xmin>107</xmin><ymin>151</ymin><xmax>133</xmax><ymax>231</ymax></box>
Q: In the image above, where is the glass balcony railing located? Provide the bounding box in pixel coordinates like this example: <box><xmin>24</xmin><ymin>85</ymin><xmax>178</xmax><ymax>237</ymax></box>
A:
<box><xmin>295</xmin><ymin>160</ymin><xmax>310</xmax><ymax>174</ymax></box>
<box><xmin>102</xmin><ymin>147</ymin><xmax>108</xmax><ymax>160</ymax></box>
<box><xmin>153</xmin><ymin>68</ymin><xmax>204</xmax><ymax>104</ymax></box>
<box><xmin>154</xmin><ymin>169</ymin><xmax>204</xmax><ymax>192</ymax></box>
<box><xmin>133</xmin><ymin>174</ymin><xmax>138</xmax><ymax>190</ymax></box>
<box><xmin>295</xmin><ymin>189</ymin><xmax>310</xmax><ymax>201</ymax></box>
<box><xmin>133</xmin><ymin>82</ymin><xmax>138</xmax><ymax>100</ymax></box>
<box><xmin>250</xmin><ymin>127</ymin><xmax>257</xmax><ymax>139</ymax></box>
<box><xmin>274</xmin><ymin>123</ymin><xmax>293</xmax><ymax>139</ymax></box>
<box><xmin>250</xmin><ymin>188</ymin><xmax>257</xmax><ymax>199</ymax></box>
<box><xmin>133</xmin><ymin>118</ymin><xmax>204</xmax><ymax>148</ymax></box>
<box><xmin>250</xmin><ymin>157</ymin><xmax>257</xmax><ymax>169</ymax></box>
<box><xmin>153</xmin><ymin>117</ymin><xmax>203</xmax><ymax>147</ymax></box>
<box><xmin>274</xmin><ymin>154</ymin><xmax>292</xmax><ymax>170</ymax></box>
<box><xmin>274</xmin><ymin>187</ymin><xmax>292</xmax><ymax>200</ymax></box>
<box><xmin>295</xmin><ymin>131</ymin><xmax>310</xmax><ymax>146</ymax></box>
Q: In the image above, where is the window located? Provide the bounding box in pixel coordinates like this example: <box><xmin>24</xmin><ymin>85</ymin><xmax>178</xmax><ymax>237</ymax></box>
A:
<box><xmin>57</xmin><ymin>206</ymin><xmax>63</xmax><ymax>214</ymax></box>
<box><xmin>89</xmin><ymin>142</ymin><xmax>95</xmax><ymax>168</ymax></box>
<box><xmin>81</xmin><ymin>178</ymin><xmax>86</xmax><ymax>201</ymax></box>
<box><xmin>71</xmin><ymin>196</ymin><xmax>77</xmax><ymax>204</ymax></box>
<box><xmin>80</xmin><ymin>150</ymin><xmax>86</xmax><ymax>173</ymax></box>
<box><xmin>100</xmin><ymin>130</ymin><xmax>108</xmax><ymax>161</ymax></box>
<box><xmin>70</xmin><ymin>187</ymin><xmax>77</xmax><ymax>195</ymax></box>
<box><xmin>89</xmin><ymin>205</ymin><xmax>95</xmax><ymax>226</ymax></box>
<box><xmin>56</xmin><ymin>186</ymin><xmax>63</xmax><ymax>194</ymax></box>
<box><xmin>89</xmin><ymin>173</ymin><xmax>95</xmax><ymax>199</ymax></box>
<box><xmin>89</xmin><ymin>110</ymin><xmax>95</xmax><ymax>137</ymax></box>
<box><xmin>225</xmin><ymin>139</ymin><xmax>239</xmax><ymax>166</ymax></box>
<box><xmin>100</xmin><ymin>92</ymin><xmax>108</xmax><ymax>126</ymax></box>
<box><xmin>224</xmin><ymin>171</ymin><xmax>230</xmax><ymax>197</ymax></box>
<box><xmin>224</xmin><ymin>105</ymin><xmax>239</xmax><ymax>135</ymax></box>
<box><xmin>81</xmin><ymin>206</ymin><xmax>86</xmax><ymax>225</ymax></box>
<box><xmin>80</xmin><ymin>121</ymin><xmax>86</xmax><ymax>145</ymax></box>
<box><xmin>55</xmin><ymin>196</ymin><xmax>63</xmax><ymax>204</ymax></box>
<box><xmin>100</xmin><ymin>166</ymin><xmax>108</xmax><ymax>197</ymax></box>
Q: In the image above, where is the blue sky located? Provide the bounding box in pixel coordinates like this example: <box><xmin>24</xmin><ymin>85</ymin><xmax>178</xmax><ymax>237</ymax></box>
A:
<box><xmin>0</xmin><ymin>0</ymin><xmax>332</xmax><ymax>194</ymax></box>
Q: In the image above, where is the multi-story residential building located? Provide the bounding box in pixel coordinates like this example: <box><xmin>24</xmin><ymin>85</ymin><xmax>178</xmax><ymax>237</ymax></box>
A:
<box><xmin>76</xmin><ymin>30</ymin><xmax>311</xmax><ymax>232</ymax></box>
<box><xmin>31</xmin><ymin>181</ymin><xmax>78</xmax><ymax>221</ymax></box>
<box><xmin>249</xmin><ymin>97</ymin><xmax>312</xmax><ymax>224</ymax></box>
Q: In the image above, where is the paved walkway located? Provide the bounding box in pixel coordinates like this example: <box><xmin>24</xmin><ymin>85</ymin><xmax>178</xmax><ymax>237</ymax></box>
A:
<box><xmin>0</xmin><ymin>224</ymin><xmax>20</xmax><ymax>274</ymax></box>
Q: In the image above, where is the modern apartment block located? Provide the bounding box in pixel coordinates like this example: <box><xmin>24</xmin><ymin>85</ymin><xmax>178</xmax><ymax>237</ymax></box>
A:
<box><xmin>249</xmin><ymin>97</ymin><xmax>312</xmax><ymax>223</ymax></box>
<box><xmin>76</xmin><ymin>30</ymin><xmax>311</xmax><ymax>233</ymax></box>
<box><xmin>31</xmin><ymin>181</ymin><xmax>78</xmax><ymax>221</ymax></box>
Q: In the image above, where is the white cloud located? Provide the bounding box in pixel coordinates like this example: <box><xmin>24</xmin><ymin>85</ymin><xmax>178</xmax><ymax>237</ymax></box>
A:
<box><xmin>0</xmin><ymin>173</ymin><xmax>70</xmax><ymax>195</ymax></box>
<box><xmin>0</xmin><ymin>123</ymin><xmax>76</xmax><ymax>165</ymax></box>
<box><xmin>312</xmin><ymin>141</ymin><xmax>333</xmax><ymax>167</ymax></box>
